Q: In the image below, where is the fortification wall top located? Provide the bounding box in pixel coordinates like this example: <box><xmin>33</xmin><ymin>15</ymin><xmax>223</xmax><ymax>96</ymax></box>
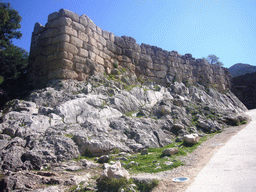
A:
<box><xmin>28</xmin><ymin>9</ymin><xmax>231</xmax><ymax>91</ymax></box>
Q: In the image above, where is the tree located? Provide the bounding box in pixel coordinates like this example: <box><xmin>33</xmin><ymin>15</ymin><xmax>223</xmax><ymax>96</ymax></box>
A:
<box><xmin>0</xmin><ymin>2</ymin><xmax>30</xmax><ymax>108</ymax></box>
<box><xmin>206</xmin><ymin>54</ymin><xmax>223</xmax><ymax>67</ymax></box>
<box><xmin>0</xmin><ymin>2</ymin><xmax>22</xmax><ymax>49</ymax></box>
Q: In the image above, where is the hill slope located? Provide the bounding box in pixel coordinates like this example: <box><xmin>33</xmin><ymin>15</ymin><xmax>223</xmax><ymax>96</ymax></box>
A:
<box><xmin>229</xmin><ymin>63</ymin><xmax>256</xmax><ymax>77</ymax></box>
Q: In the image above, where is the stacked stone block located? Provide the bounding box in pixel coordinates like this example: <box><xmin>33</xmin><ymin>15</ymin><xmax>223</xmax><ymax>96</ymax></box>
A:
<box><xmin>29</xmin><ymin>9</ymin><xmax>231</xmax><ymax>91</ymax></box>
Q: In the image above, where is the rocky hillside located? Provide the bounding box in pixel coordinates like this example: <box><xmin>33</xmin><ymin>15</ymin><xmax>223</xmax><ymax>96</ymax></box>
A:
<box><xmin>0</xmin><ymin>69</ymin><xmax>248</xmax><ymax>191</ymax></box>
<box><xmin>231</xmin><ymin>71</ymin><xmax>256</xmax><ymax>109</ymax></box>
<box><xmin>229</xmin><ymin>63</ymin><xmax>256</xmax><ymax>77</ymax></box>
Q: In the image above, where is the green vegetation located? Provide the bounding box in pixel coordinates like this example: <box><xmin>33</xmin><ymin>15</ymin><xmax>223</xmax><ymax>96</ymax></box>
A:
<box><xmin>65</xmin><ymin>133</ymin><xmax>74</xmax><ymax>138</ymax></box>
<box><xmin>113</xmin><ymin>62</ymin><xmax>118</xmax><ymax>68</ymax></box>
<box><xmin>97</xmin><ymin>177</ymin><xmax>133</xmax><ymax>192</ymax></box>
<box><xmin>204</xmin><ymin>54</ymin><xmax>224</xmax><ymax>67</ymax></box>
<box><xmin>153</xmin><ymin>86</ymin><xmax>160</xmax><ymax>91</ymax></box>
<box><xmin>0</xmin><ymin>2</ymin><xmax>31</xmax><ymax>108</ymax></box>
<box><xmin>135</xmin><ymin>179</ymin><xmax>159</xmax><ymax>192</ymax></box>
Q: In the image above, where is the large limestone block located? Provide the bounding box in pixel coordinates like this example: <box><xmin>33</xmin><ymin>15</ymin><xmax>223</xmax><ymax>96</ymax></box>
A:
<box><xmin>79</xmin><ymin>15</ymin><xmax>88</xmax><ymax>27</ymax></box>
<box><xmin>96</xmin><ymin>55</ymin><xmax>104</xmax><ymax>66</ymax></box>
<box><xmin>40</xmin><ymin>28</ymin><xmax>58</xmax><ymax>39</ymax></box>
<box><xmin>48</xmin><ymin>12</ymin><xmax>59</xmax><ymax>21</ymax></box>
<box><xmin>155</xmin><ymin>71</ymin><xmax>166</xmax><ymax>79</ymax></box>
<box><xmin>97</xmin><ymin>42</ymin><xmax>103</xmax><ymax>51</ymax></box>
<box><xmin>78</xmin><ymin>48</ymin><xmax>89</xmax><ymax>58</ymax></box>
<box><xmin>70</xmin><ymin>36</ymin><xmax>83</xmax><ymax>48</ymax></box>
<box><xmin>33</xmin><ymin>22</ymin><xmax>45</xmax><ymax>35</ymax></box>
<box><xmin>72</xmin><ymin>21</ymin><xmax>85</xmax><ymax>32</ymax></box>
<box><xmin>59</xmin><ymin>26</ymin><xmax>77</xmax><ymax>37</ymax></box>
<box><xmin>54</xmin><ymin>51</ymin><xmax>73</xmax><ymax>60</ymax></box>
<box><xmin>44</xmin><ymin>44</ymin><xmax>59</xmax><ymax>55</ymax></box>
<box><xmin>75</xmin><ymin>63</ymin><xmax>89</xmax><ymax>73</ymax></box>
<box><xmin>51</xmin><ymin>34</ymin><xmax>70</xmax><ymax>44</ymax></box>
<box><xmin>106</xmin><ymin>41</ymin><xmax>122</xmax><ymax>55</ymax></box>
<box><xmin>38</xmin><ymin>38</ymin><xmax>51</xmax><ymax>47</ymax></box>
<box><xmin>60</xmin><ymin>42</ymin><xmax>78</xmax><ymax>55</ymax></box>
<box><xmin>89</xmin><ymin>51</ymin><xmax>96</xmax><ymax>61</ymax></box>
<box><xmin>160</xmin><ymin>64</ymin><xmax>168</xmax><ymax>71</ymax></box>
<box><xmin>47</xmin><ymin>17</ymin><xmax>72</xmax><ymax>28</ymax></box>
<box><xmin>48</xmin><ymin>59</ymin><xmax>74</xmax><ymax>70</ymax></box>
<box><xmin>115</xmin><ymin>36</ymin><xmax>126</xmax><ymax>48</ymax></box>
<box><xmin>86</xmin><ymin>44</ymin><xmax>99</xmax><ymax>55</ymax></box>
<box><xmin>109</xmin><ymin>33</ymin><xmax>115</xmax><ymax>42</ymax></box>
<box><xmin>33</xmin><ymin>55</ymin><xmax>47</xmax><ymax>71</ymax></box>
<box><xmin>146</xmin><ymin>69</ymin><xmax>155</xmax><ymax>77</ymax></box>
<box><xmin>78</xmin><ymin>31</ymin><xmax>88</xmax><ymax>42</ymax></box>
<box><xmin>48</xmin><ymin>68</ymin><xmax>78</xmax><ymax>79</ymax></box>
<box><xmin>92</xmin><ymin>31</ymin><xmax>100</xmax><ymax>41</ymax></box>
<box><xmin>59</xmin><ymin>9</ymin><xmax>79</xmax><ymax>22</ymax></box>
<box><xmin>73</xmin><ymin>55</ymin><xmax>87</xmax><ymax>64</ymax></box>
<box><xmin>102</xmin><ymin>30</ymin><xmax>110</xmax><ymax>40</ymax></box>
<box><xmin>98</xmin><ymin>36</ymin><xmax>107</xmax><ymax>46</ymax></box>
<box><xmin>99</xmin><ymin>51</ymin><xmax>111</xmax><ymax>61</ymax></box>
<box><xmin>96</xmin><ymin>26</ymin><xmax>102</xmax><ymax>35</ymax></box>
<box><xmin>87</xmin><ymin>17</ymin><xmax>97</xmax><ymax>31</ymax></box>
<box><xmin>88</xmin><ymin>36</ymin><xmax>97</xmax><ymax>47</ymax></box>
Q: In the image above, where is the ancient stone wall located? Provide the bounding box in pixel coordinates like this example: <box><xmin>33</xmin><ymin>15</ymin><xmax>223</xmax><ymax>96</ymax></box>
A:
<box><xmin>28</xmin><ymin>9</ymin><xmax>231</xmax><ymax>91</ymax></box>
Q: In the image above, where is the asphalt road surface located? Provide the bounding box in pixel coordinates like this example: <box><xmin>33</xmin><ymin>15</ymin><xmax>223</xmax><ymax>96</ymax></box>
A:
<box><xmin>186</xmin><ymin>109</ymin><xmax>256</xmax><ymax>192</ymax></box>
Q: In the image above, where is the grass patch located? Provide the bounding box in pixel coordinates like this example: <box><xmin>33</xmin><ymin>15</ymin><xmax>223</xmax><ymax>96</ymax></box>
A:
<box><xmin>65</xmin><ymin>133</ymin><xmax>74</xmax><ymax>138</ymax></box>
<box><xmin>108</xmin><ymin>132</ymin><xmax>220</xmax><ymax>174</ymax></box>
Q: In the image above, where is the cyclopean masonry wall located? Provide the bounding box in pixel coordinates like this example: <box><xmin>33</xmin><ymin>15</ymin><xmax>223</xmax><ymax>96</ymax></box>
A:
<box><xmin>28</xmin><ymin>9</ymin><xmax>231</xmax><ymax>91</ymax></box>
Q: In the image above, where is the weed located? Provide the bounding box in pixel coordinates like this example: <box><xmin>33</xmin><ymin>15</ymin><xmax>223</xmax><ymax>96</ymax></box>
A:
<box><xmin>154</xmin><ymin>86</ymin><xmax>160</xmax><ymax>91</ymax></box>
<box><xmin>113</xmin><ymin>62</ymin><xmax>118</xmax><ymax>68</ymax></box>
<box><xmin>121</xmin><ymin>67</ymin><xmax>127</xmax><ymax>73</ymax></box>
<box><xmin>65</xmin><ymin>133</ymin><xmax>74</xmax><ymax>138</ymax></box>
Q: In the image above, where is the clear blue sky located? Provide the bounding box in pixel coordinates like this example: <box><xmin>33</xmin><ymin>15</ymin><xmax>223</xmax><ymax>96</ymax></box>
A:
<box><xmin>7</xmin><ymin>0</ymin><xmax>256</xmax><ymax>68</ymax></box>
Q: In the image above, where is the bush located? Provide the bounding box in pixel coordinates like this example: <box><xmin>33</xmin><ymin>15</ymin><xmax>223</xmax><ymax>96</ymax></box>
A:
<box><xmin>135</xmin><ymin>179</ymin><xmax>159</xmax><ymax>192</ymax></box>
<box><xmin>97</xmin><ymin>177</ymin><xmax>131</xmax><ymax>192</ymax></box>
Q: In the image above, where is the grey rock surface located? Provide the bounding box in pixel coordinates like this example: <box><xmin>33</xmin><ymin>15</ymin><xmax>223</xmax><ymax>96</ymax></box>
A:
<box><xmin>0</xmin><ymin>76</ymin><xmax>248</xmax><ymax>191</ymax></box>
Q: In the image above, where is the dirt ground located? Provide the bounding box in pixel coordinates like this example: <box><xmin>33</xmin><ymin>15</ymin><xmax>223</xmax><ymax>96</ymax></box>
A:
<box><xmin>150</xmin><ymin>121</ymin><xmax>250</xmax><ymax>192</ymax></box>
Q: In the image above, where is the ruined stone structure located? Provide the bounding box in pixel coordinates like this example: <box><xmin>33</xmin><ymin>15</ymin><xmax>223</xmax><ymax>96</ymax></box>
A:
<box><xmin>28</xmin><ymin>9</ymin><xmax>231</xmax><ymax>91</ymax></box>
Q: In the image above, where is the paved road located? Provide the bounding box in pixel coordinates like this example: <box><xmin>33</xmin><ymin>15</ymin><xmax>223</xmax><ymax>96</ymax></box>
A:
<box><xmin>186</xmin><ymin>109</ymin><xmax>256</xmax><ymax>192</ymax></box>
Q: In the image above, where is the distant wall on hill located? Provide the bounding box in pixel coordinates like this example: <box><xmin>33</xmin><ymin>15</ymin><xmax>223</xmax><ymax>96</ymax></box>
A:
<box><xmin>28</xmin><ymin>9</ymin><xmax>231</xmax><ymax>91</ymax></box>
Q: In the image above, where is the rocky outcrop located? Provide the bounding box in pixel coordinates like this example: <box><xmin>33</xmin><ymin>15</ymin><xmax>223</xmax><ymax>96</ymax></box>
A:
<box><xmin>0</xmin><ymin>74</ymin><xmax>247</xmax><ymax>174</ymax></box>
<box><xmin>231</xmin><ymin>72</ymin><xmax>256</xmax><ymax>109</ymax></box>
<box><xmin>28</xmin><ymin>9</ymin><xmax>231</xmax><ymax>92</ymax></box>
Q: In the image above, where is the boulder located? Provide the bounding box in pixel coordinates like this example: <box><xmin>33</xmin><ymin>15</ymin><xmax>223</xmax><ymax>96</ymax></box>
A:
<box><xmin>162</xmin><ymin>148</ymin><xmax>179</xmax><ymax>156</ymax></box>
<box><xmin>100</xmin><ymin>161</ymin><xmax>130</xmax><ymax>180</ymax></box>
<box><xmin>183</xmin><ymin>134</ymin><xmax>200</xmax><ymax>145</ymax></box>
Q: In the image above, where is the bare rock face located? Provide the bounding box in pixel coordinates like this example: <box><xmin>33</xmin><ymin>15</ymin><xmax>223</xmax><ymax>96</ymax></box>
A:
<box><xmin>0</xmin><ymin>75</ymin><xmax>248</xmax><ymax>191</ymax></box>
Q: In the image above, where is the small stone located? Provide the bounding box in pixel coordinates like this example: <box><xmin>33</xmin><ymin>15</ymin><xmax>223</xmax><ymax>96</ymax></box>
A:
<box><xmin>141</xmin><ymin>149</ymin><xmax>148</xmax><ymax>155</ymax></box>
<box><xmin>98</xmin><ymin>155</ymin><xmax>110</xmax><ymax>163</ymax></box>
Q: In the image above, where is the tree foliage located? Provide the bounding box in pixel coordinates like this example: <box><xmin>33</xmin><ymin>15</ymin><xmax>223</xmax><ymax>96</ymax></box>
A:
<box><xmin>206</xmin><ymin>54</ymin><xmax>223</xmax><ymax>67</ymax></box>
<box><xmin>0</xmin><ymin>2</ymin><xmax>30</xmax><ymax>108</ymax></box>
<box><xmin>0</xmin><ymin>2</ymin><xmax>22</xmax><ymax>49</ymax></box>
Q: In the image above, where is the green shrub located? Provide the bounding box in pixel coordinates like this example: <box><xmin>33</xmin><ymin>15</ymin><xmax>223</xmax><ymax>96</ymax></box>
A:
<box><xmin>97</xmin><ymin>177</ymin><xmax>132</xmax><ymax>192</ymax></box>
<box><xmin>135</xmin><ymin>179</ymin><xmax>159</xmax><ymax>192</ymax></box>
<box><xmin>113</xmin><ymin>62</ymin><xmax>118</xmax><ymax>68</ymax></box>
